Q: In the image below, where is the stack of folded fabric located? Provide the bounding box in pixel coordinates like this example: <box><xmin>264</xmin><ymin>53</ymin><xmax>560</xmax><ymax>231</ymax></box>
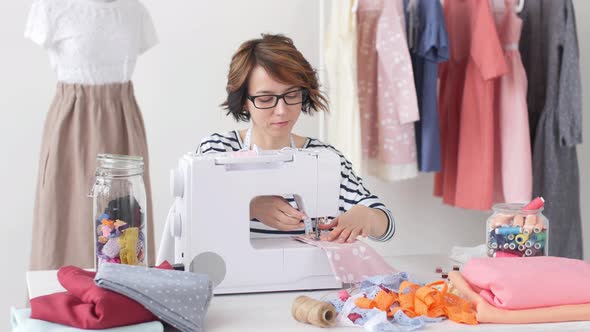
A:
<box><xmin>18</xmin><ymin>261</ymin><xmax>213</xmax><ymax>332</ymax></box>
<box><xmin>449</xmin><ymin>256</ymin><xmax>590</xmax><ymax>324</ymax></box>
<box><xmin>11</xmin><ymin>307</ymin><xmax>163</xmax><ymax>332</ymax></box>
<box><xmin>95</xmin><ymin>263</ymin><xmax>213</xmax><ymax>332</ymax></box>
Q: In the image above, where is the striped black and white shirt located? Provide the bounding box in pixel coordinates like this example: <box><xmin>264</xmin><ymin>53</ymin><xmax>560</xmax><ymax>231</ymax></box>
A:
<box><xmin>197</xmin><ymin>131</ymin><xmax>395</xmax><ymax>242</ymax></box>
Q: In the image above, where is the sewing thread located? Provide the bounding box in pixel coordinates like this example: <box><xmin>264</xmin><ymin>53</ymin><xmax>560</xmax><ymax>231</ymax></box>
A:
<box><xmin>291</xmin><ymin>295</ymin><xmax>337</xmax><ymax>328</ymax></box>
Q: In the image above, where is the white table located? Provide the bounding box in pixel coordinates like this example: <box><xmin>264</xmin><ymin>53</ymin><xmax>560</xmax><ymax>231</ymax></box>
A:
<box><xmin>25</xmin><ymin>255</ymin><xmax>590</xmax><ymax>332</ymax></box>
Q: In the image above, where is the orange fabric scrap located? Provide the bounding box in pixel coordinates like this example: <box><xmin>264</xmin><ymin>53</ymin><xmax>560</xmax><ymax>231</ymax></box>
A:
<box><xmin>355</xmin><ymin>280</ymin><xmax>477</xmax><ymax>325</ymax></box>
<box><xmin>374</xmin><ymin>289</ymin><xmax>398</xmax><ymax>311</ymax></box>
<box><xmin>355</xmin><ymin>296</ymin><xmax>376</xmax><ymax>309</ymax></box>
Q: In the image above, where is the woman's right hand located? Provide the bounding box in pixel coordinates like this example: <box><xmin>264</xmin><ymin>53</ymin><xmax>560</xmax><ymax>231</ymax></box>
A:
<box><xmin>250</xmin><ymin>196</ymin><xmax>305</xmax><ymax>231</ymax></box>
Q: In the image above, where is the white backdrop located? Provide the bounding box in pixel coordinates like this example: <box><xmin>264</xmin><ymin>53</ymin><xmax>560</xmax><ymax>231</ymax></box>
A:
<box><xmin>0</xmin><ymin>1</ymin><xmax>588</xmax><ymax>330</ymax></box>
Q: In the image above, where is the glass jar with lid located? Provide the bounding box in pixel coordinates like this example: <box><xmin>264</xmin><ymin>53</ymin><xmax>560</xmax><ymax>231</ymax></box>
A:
<box><xmin>89</xmin><ymin>154</ymin><xmax>148</xmax><ymax>268</ymax></box>
<box><xmin>486</xmin><ymin>203</ymin><xmax>548</xmax><ymax>258</ymax></box>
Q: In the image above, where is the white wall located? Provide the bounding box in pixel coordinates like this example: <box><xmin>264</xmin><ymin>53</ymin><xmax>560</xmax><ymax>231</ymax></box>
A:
<box><xmin>0</xmin><ymin>1</ymin><xmax>588</xmax><ymax>331</ymax></box>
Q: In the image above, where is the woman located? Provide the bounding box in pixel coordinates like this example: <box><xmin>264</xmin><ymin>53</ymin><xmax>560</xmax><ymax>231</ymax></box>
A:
<box><xmin>198</xmin><ymin>34</ymin><xmax>394</xmax><ymax>243</ymax></box>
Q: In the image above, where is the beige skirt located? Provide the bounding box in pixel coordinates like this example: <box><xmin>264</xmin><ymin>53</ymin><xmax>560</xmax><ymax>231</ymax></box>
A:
<box><xmin>30</xmin><ymin>82</ymin><xmax>154</xmax><ymax>270</ymax></box>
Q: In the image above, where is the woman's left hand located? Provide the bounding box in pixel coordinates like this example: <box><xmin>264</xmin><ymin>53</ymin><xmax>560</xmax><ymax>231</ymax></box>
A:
<box><xmin>318</xmin><ymin>205</ymin><xmax>380</xmax><ymax>243</ymax></box>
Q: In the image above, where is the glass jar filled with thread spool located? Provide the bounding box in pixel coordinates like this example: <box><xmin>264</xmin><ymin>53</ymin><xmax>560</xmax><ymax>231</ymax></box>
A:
<box><xmin>486</xmin><ymin>201</ymin><xmax>548</xmax><ymax>258</ymax></box>
<box><xmin>89</xmin><ymin>154</ymin><xmax>148</xmax><ymax>269</ymax></box>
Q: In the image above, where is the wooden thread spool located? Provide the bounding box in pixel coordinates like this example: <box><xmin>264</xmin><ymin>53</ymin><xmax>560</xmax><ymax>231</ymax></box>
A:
<box><xmin>291</xmin><ymin>295</ymin><xmax>337</xmax><ymax>328</ymax></box>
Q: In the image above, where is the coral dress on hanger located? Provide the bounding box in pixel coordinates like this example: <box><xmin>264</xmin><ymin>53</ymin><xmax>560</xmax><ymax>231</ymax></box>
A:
<box><xmin>436</xmin><ymin>0</ymin><xmax>507</xmax><ymax>210</ymax></box>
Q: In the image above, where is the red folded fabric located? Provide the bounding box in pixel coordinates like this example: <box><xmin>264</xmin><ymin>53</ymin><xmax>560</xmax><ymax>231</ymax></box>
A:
<box><xmin>31</xmin><ymin>262</ymin><xmax>173</xmax><ymax>329</ymax></box>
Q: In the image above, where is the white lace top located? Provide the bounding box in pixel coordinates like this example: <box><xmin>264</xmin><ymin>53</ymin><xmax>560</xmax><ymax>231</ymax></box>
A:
<box><xmin>25</xmin><ymin>0</ymin><xmax>158</xmax><ymax>84</ymax></box>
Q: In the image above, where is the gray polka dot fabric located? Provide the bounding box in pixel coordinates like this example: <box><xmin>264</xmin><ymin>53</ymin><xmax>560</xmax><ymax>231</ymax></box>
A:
<box><xmin>95</xmin><ymin>263</ymin><xmax>213</xmax><ymax>332</ymax></box>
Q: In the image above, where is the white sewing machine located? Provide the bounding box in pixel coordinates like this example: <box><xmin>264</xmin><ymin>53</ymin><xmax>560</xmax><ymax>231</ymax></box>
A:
<box><xmin>165</xmin><ymin>148</ymin><xmax>343</xmax><ymax>294</ymax></box>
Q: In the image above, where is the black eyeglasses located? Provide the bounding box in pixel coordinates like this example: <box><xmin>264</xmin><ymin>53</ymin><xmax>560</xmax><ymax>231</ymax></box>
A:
<box><xmin>247</xmin><ymin>88</ymin><xmax>307</xmax><ymax>109</ymax></box>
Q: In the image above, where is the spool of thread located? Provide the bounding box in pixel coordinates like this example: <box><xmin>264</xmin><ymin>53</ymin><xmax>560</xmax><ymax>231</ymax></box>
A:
<box><xmin>494</xmin><ymin>251</ymin><xmax>519</xmax><ymax>258</ymax></box>
<box><xmin>489</xmin><ymin>230</ymin><xmax>499</xmax><ymax>243</ymax></box>
<box><xmin>524</xmin><ymin>248</ymin><xmax>543</xmax><ymax>257</ymax></box>
<box><xmin>502</xmin><ymin>243</ymin><xmax>510</xmax><ymax>250</ymax></box>
<box><xmin>532</xmin><ymin>232</ymin><xmax>547</xmax><ymax>243</ymax></box>
<box><xmin>523</xmin><ymin>197</ymin><xmax>545</xmax><ymax>211</ymax></box>
<box><xmin>495</xmin><ymin>226</ymin><xmax>522</xmax><ymax>235</ymax></box>
<box><xmin>495</xmin><ymin>234</ymin><xmax>506</xmax><ymax>246</ymax></box>
<box><xmin>488</xmin><ymin>248</ymin><xmax>495</xmax><ymax>257</ymax></box>
<box><xmin>508</xmin><ymin>243</ymin><xmax>516</xmax><ymax>250</ymax></box>
<box><xmin>507</xmin><ymin>234</ymin><xmax>516</xmax><ymax>241</ymax></box>
<box><xmin>490</xmin><ymin>231</ymin><xmax>508</xmax><ymax>246</ymax></box>
<box><xmin>499</xmin><ymin>248</ymin><xmax>523</xmax><ymax>256</ymax></box>
<box><xmin>518</xmin><ymin>244</ymin><xmax>526</xmax><ymax>251</ymax></box>
<box><xmin>488</xmin><ymin>241</ymin><xmax>498</xmax><ymax>249</ymax></box>
<box><xmin>524</xmin><ymin>225</ymin><xmax>538</xmax><ymax>235</ymax></box>
<box><xmin>525</xmin><ymin>240</ymin><xmax>534</xmax><ymax>248</ymax></box>
<box><xmin>533</xmin><ymin>217</ymin><xmax>545</xmax><ymax>233</ymax></box>
<box><xmin>515</xmin><ymin>233</ymin><xmax>529</xmax><ymax>245</ymax></box>
<box><xmin>491</xmin><ymin>213</ymin><xmax>514</xmax><ymax>228</ymax></box>
<box><xmin>292</xmin><ymin>296</ymin><xmax>337</xmax><ymax>328</ymax></box>
<box><xmin>533</xmin><ymin>242</ymin><xmax>543</xmax><ymax>250</ymax></box>
<box><xmin>489</xmin><ymin>229</ymin><xmax>497</xmax><ymax>238</ymax></box>
<box><xmin>513</xmin><ymin>215</ymin><xmax>525</xmax><ymax>227</ymax></box>
<box><xmin>523</xmin><ymin>215</ymin><xmax>537</xmax><ymax>235</ymax></box>
<box><xmin>524</xmin><ymin>215</ymin><xmax>537</xmax><ymax>225</ymax></box>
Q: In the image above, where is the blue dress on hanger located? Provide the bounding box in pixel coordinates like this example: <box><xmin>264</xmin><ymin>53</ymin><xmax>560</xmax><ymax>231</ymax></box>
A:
<box><xmin>403</xmin><ymin>0</ymin><xmax>449</xmax><ymax>172</ymax></box>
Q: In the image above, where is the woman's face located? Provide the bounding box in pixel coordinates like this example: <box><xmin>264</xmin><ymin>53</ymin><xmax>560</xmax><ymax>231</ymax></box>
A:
<box><xmin>245</xmin><ymin>65</ymin><xmax>302</xmax><ymax>138</ymax></box>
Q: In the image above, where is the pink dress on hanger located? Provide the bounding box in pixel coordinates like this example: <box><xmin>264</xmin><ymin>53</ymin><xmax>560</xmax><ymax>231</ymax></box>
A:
<box><xmin>357</xmin><ymin>0</ymin><xmax>420</xmax><ymax>181</ymax></box>
<box><xmin>493</xmin><ymin>0</ymin><xmax>532</xmax><ymax>203</ymax></box>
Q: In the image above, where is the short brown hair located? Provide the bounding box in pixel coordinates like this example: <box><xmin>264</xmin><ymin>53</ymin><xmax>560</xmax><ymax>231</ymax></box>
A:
<box><xmin>222</xmin><ymin>34</ymin><xmax>328</xmax><ymax>122</ymax></box>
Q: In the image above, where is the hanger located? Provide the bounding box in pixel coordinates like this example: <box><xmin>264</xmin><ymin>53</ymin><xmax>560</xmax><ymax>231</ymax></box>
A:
<box><xmin>515</xmin><ymin>0</ymin><xmax>525</xmax><ymax>13</ymax></box>
<box><xmin>491</xmin><ymin>0</ymin><xmax>524</xmax><ymax>14</ymax></box>
<box><xmin>352</xmin><ymin>0</ymin><xmax>358</xmax><ymax>13</ymax></box>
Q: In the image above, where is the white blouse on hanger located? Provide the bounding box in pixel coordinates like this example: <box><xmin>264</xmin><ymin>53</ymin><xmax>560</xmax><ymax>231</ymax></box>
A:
<box><xmin>324</xmin><ymin>0</ymin><xmax>363</xmax><ymax>175</ymax></box>
<box><xmin>25</xmin><ymin>0</ymin><xmax>158</xmax><ymax>84</ymax></box>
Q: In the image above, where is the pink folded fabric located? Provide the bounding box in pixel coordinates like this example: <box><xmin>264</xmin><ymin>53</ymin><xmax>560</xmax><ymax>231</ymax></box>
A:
<box><xmin>461</xmin><ymin>257</ymin><xmax>590</xmax><ymax>310</ymax></box>
<box><xmin>295</xmin><ymin>236</ymin><xmax>396</xmax><ymax>283</ymax></box>
<box><xmin>449</xmin><ymin>271</ymin><xmax>590</xmax><ymax>324</ymax></box>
